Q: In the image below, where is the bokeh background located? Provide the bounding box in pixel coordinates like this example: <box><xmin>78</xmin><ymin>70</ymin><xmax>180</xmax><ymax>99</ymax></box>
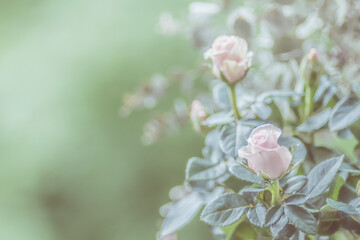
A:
<box><xmin>0</xmin><ymin>1</ymin><xmax>210</xmax><ymax>239</ymax></box>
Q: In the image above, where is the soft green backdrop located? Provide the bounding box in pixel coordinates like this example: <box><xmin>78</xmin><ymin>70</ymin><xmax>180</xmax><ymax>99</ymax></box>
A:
<box><xmin>0</xmin><ymin>1</ymin><xmax>211</xmax><ymax>239</ymax></box>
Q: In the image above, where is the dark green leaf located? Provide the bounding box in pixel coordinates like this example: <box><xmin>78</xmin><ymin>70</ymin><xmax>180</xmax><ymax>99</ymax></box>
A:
<box><xmin>161</xmin><ymin>192</ymin><xmax>203</xmax><ymax>235</ymax></box>
<box><xmin>276</xmin><ymin>224</ymin><xmax>296</xmax><ymax>239</ymax></box>
<box><xmin>304</xmin><ymin>155</ymin><xmax>343</xmax><ymax>198</ymax></box>
<box><xmin>222</xmin><ymin>175</ymin><xmax>247</xmax><ymax>192</ymax></box>
<box><xmin>317</xmin><ymin>219</ymin><xmax>340</xmax><ymax>236</ymax></box>
<box><xmin>200</xmin><ymin>193</ymin><xmax>250</xmax><ymax>227</ymax></box>
<box><xmin>186</xmin><ymin>157</ymin><xmax>227</xmax><ymax>181</ymax></box>
<box><xmin>284</xmin><ymin>175</ymin><xmax>308</xmax><ymax>194</ymax></box>
<box><xmin>284</xmin><ymin>194</ymin><xmax>308</xmax><ymax>205</ymax></box>
<box><xmin>339</xmin><ymin>216</ymin><xmax>360</xmax><ymax>234</ymax></box>
<box><xmin>230</xmin><ymin>165</ymin><xmax>264</xmax><ymax>185</ymax></box>
<box><xmin>314</xmin><ymin>75</ymin><xmax>337</xmax><ymax>107</ymax></box>
<box><xmin>265</xmin><ymin>205</ymin><xmax>284</xmax><ymax>226</ymax></box>
<box><xmin>329</xmin><ymin>96</ymin><xmax>360</xmax><ymax>131</ymax></box>
<box><xmin>326</xmin><ymin>198</ymin><xmax>360</xmax><ymax>215</ymax></box>
<box><xmin>278</xmin><ymin>135</ymin><xmax>306</xmax><ymax>163</ymax></box>
<box><xmin>219</xmin><ymin>122</ymin><xmax>253</xmax><ymax>158</ymax></box>
<box><xmin>270</xmin><ymin>214</ymin><xmax>288</xmax><ymax>236</ymax></box>
<box><xmin>247</xmin><ymin>204</ymin><xmax>266</xmax><ymax>227</ymax></box>
<box><xmin>284</xmin><ymin>205</ymin><xmax>317</xmax><ymax>234</ymax></box>
<box><xmin>296</xmin><ymin>108</ymin><xmax>331</xmax><ymax>132</ymax></box>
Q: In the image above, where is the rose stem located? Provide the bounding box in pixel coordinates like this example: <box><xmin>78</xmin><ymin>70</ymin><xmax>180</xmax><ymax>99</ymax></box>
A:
<box><xmin>270</xmin><ymin>179</ymin><xmax>280</xmax><ymax>206</ymax></box>
<box><xmin>229</xmin><ymin>85</ymin><xmax>241</xmax><ymax>120</ymax></box>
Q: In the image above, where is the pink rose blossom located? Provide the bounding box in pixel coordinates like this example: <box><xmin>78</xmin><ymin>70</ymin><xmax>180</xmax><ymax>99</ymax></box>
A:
<box><xmin>204</xmin><ymin>35</ymin><xmax>252</xmax><ymax>83</ymax></box>
<box><xmin>238</xmin><ymin>124</ymin><xmax>292</xmax><ymax>179</ymax></box>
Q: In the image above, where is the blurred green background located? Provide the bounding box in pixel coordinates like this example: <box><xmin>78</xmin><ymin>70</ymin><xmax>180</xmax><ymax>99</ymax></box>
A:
<box><xmin>0</xmin><ymin>0</ymin><xmax>211</xmax><ymax>239</ymax></box>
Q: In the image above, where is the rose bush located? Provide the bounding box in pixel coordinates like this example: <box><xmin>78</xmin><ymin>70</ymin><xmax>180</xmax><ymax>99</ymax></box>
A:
<box><xmin>155</xmin><ymin>29</ymin><xmax>360</xmax><ymax>238</ymax></box>
<box><xmin>119</xmin><ymin>1</ymin><xmax>360</xmax><ymax>238</ymax></box>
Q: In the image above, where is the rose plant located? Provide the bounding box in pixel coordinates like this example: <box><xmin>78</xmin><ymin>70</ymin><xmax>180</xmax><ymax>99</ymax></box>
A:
<box><xmin>118</xmin><ymin>1</ymin><xmax>360</xmax><ymax>239</ymax></box>
<box><xmin>155</xmin><ymin>34</ymin><xmax>360</xmax><ymax>240</ymax></box>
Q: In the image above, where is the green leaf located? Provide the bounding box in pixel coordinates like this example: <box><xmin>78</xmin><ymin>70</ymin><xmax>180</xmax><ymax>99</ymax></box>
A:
<box><xmin>349</xmin><ymin>197</ymin><xmax>360</xmax><ymax>209</ymax></box>
<box><xmin>297</xmin><ymin>108</ymin><xmax>331</xmax><ymax>132</ymax></box>
<box><xmin>314</xmin><ymin>75</ymin><xmax>337</xmax><ymax>107</ymax></box>
<box><xmin>276</xmin><ymin>224</ymin><xmax>296</xmax><ymax>239</ymax></box>
<box><xmin>242</xmin><ymin>187</ymin><xmax>266</xmax><ymax>193</ymax></box>
<box><xmin>284</xmin><ymin>205</ymin><xmax>317</xmax><ymax>235</ymax></box>
<box><xmin>203</xmin><ymin>111</ymin><xmax>234</xmax><ymax>127</ymax></box>
<box><xmin>304</xmin><ymin>155</ymin><xmax>343</xmax><ymax>199</ymax></box>
<box><xmin>284</xmin><ymin>194</ymin><xmax>308</xmax><ymax>205</ymax></box>
<box><xmin>219</xmin><ymin>122</ymin><xmax>254</xmax><ymax>158</ymax></box>
<box><xmin>270</xmin><ymin>214</ymin><xmax>288</xmax><ymax>236</ymax></box>
<box><xmin>185</xmin><ymin>157</ymin><xmax>227</xmax><ymax>181</ymax></box>
<box><xmin>161</xmin><ymin>192</ymin><xmax>203</xmax><ymax>236</ymax></box>
<box><xmin>339</xmin><ymin>216</ymin><xmax>360</xmax><ymax>234</ymax></box>
<box><xmin>222</xmin><ymin>175</ymin><xmax>247</xmax><ymax>192</ymax></box>
<box><xmin>284</xmin><ymin>175</ymin><xmax>308</xmax><ymax>194</ymax></box>
<box><xmin>326</xmin><ymin>198</ymin><xmax>360</xmax><ymax>215</ymax></box>
<box><xmin>265</xmin><ymin>205</ymin><xmax>284</xmax><ymax>226</ymax></box>
<box><xmin>213</xmin><ymin>82</ymin><xmax>231</xmax><ymax>110</ymax></box>
<box><xmin>230</xmin><ymin>164</ymin><xmax>264</xmax><ymax>185</ymax></box>
<box><xmin>200</xmin><ymin>193</ymin><xmax>250</xmax><ymax>227</ymax></box>
<box><xmin>203</xmin><ymin>130</ymin><xmax>225</xmax><ymax>164</ymax></box>
<box><xmin>241</xmin><ymin>187</ymin><xmax>265</xmax><ymax>204</ymax></box>
<box><xmin>268</xmin><ymin>101</ymin><xmax>284</xmax><ymax>128</ymax></box>
<box><xmin>350</xmin><ymin>198</ymin><xmax>360</xmax><ymax>224</ymax></box>
<box><xmin>257</xmin><ymin>90</ymin><xmax>302</xmax><ymax>102</ymax></box>
<box><xmin>340</xmin><ymin>163</ymin><xmax>360</xmax><ymax>175</ymax></box>
<box><xmin>247</xmin><ymin>204</ymin><xmax>266</xmax><ymax>227</ymax></box>
<box><xmin>317</xmin><ymin>219</ymin><xmax>340</xmax><ymax>236</ymax></box>
<box><xmin>329</xmin><ymin>96</ymin><xmax>360</xmax><ymax>131</ymax></box>
<box><xmin>251</xmin><ymin>102</ymin><xmax>272</xmax><ymax>120</ymax></box>
<box><xmin>328</xmin><ymin>174</ymin><xmax>345</xmax><ymax>200</ymax></box>
<box><xmin>278</xmin><ymin>135</ymin><xmax>307</xmax><ymax>163</ymax></box>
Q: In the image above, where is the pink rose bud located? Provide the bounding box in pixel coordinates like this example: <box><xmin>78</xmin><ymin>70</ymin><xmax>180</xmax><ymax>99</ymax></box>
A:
<box><xmin>307</xmin><ymin>48</ymin><xmax>319</xmax><ymax>62</ymax></box>
<box><xmin>238</xmin><ymin>124</ymin><xmax>292</xmax><ymax>179</ymax></box>
<box><xmin>190</xmin><ymin>100</ymin><xmax>208</xmax><ymax>132</ymax></box>
<box><xmin>204</xmin><ymin>35</ymin><xmax>252</xmax><ymax>84</ymax></box>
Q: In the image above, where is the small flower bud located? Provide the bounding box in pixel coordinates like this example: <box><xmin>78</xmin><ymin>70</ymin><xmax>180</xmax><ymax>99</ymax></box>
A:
<box><xmin>190</xmin><ymin>100</ymin><xmax>208</xmax><ymax>132</ymax></box>
<box><xmin>300</xmin><ymin>48</ymin><xmax>321</xmax><ymax>86</ymax></box>
<box><xmin>307</xmin><ymin>48</ymin><xmax>319</xmax><ymax>63</ymax></box>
